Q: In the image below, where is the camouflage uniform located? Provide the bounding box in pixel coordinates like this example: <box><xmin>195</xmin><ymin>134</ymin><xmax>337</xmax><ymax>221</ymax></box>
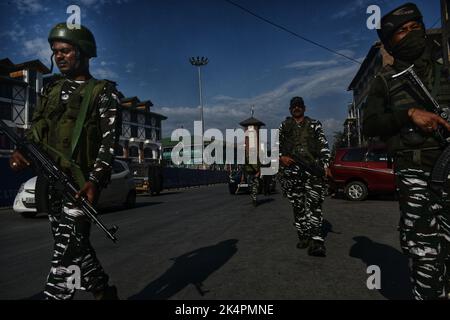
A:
<box><xmin>250</xmin><ymin>175</ymin><xmax>260</xmax><ymax>203</ymax></box>
<box><xmin>30</xmin><ymin>77</ymin><xmax>120</xmax><ymax>300</ymax></box>
<box><xmin>396</xmin><ymin>169</ymin><xmax>450</xmax><ymax>299</ymax></box>
<box><xmin>26</xmin><ymin>23</ymin><xmax>120</xmax><ymax>300</ymax></box>
<box><xmin>279</xmin><ymin>116</ymin><xmax>330</xmax><ymax>242</ymax></box>
<box><xmin>243</xmin><ymin>163</ymin><xmax>260</xmax><ymax>205</ymax></box>
<box><xmin>363</xmin><ymin>16</ymin><xmax>450</xmax><ymax>297</ymax></box>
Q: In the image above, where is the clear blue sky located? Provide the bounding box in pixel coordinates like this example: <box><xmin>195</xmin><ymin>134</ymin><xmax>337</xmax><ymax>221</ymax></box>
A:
<box><xmin>0</xmin><ymin>0</ymin><xmax>442</xmax><ymax>141</ymax></box>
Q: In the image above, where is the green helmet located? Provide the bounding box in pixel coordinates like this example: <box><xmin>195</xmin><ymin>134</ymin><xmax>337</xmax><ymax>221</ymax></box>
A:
<box><xmin>48</xmin><ymin>23</ymin><xmax>97</xmax><ymax>58</ymax></box>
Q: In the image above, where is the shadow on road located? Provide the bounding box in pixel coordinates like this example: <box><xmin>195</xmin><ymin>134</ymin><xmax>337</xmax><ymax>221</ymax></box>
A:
<box><xmin>101</xmin><ymin>201</ymin><xmax>164</xmax><ymax>214</ymax></box>
<box><xmin>138</xmin><ymin>191</ymin><xmax>182</xmax><ymax>197</ymax></box>
<box><xmin>256</xmin><ymin>198</ymin><xmax>275</xmax><ymax>206</ymax></box>
<box><xmin>349</xmin><ymin>236</ymin><xmax>412</xmax><ymax>300</ymax></box>
<box><xmin>322</xmin><ymin>219</ymin><xmax>340</xmax><ymax>239</ymax></box>
<box><xmin>32</xmin><ymin>214</ymin><xmax>49</xmax><ymax>219</ymax></box>
<box><xmin>331</xmin><ymin>192</ymin><xmax>397</xmax><ymax>202</ymax></box>
<box><xmin>23</xmin><ymin>291</ymin><xmax>46</xmax><ymax>300</ymax></box>
<box><xmin>128</xmin><ymin>239</ymin><xmax>239</xmax><ymax>300</ymax></box>
<box><xmin>132</xmin><ymin>201</ymin><xmax>164</xmax><ymax>209</ymax></box>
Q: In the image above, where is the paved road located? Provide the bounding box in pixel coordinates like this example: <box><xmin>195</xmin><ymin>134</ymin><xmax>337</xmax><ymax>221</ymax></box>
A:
<box><xmin>0</xmin><ymin>184</ymin><xmax>412</xmax><ymax>300</ymax></box>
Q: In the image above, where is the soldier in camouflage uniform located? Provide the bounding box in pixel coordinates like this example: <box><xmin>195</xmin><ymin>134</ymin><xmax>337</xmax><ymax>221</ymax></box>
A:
<box><xmin>363</xmin><ymin>3</ymin><xmax>450</xmax><ymax>299</ymax></box>
<box><xmin>243</xmin><ymin>163</ymin><xmax>261</xmax><ymax>207</ymax></box>
<box><xmin>10</xmin><ymin>23</ymin><xmax>120</xmax><ymax>300</ymax></box>
<box><xmin>279</xmin><ymin>97</ymin><xmax>331</xmax><ymax>257</ymax></box>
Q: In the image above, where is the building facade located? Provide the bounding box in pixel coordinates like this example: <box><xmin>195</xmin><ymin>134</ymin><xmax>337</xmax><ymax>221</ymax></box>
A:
<box><xmin>0</xmin><ymin>58</ymin><xmax>50</xmax><ymax>156</ymax></box>
<box><xmin>346</xmin><ymin>42</ymin><xmax>393</xmax><ymax>147</ymax></box>
<box><xmin>117</xmin><ymin>96</ymin><xmax>167</xmax><ymax>164</ymax></box>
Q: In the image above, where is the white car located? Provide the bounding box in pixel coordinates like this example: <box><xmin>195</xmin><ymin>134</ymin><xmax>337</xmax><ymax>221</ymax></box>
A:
<box><xmin>13</xmin><ymin>160</ymin><xmax>136</xmax><ymax>218</ymax></box>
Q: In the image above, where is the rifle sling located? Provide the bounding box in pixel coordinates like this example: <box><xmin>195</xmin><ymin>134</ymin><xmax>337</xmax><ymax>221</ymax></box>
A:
<box><xmin>71</xmin><ymin>79</ymin><xmax>96</xmax><ymax>158</ymax></box>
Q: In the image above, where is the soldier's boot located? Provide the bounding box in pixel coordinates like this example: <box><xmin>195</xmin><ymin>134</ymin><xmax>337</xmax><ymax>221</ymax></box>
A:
<box><xmin>296</xmin><ymin>233</ymin><xmax>310</xmax><ymax>249</ymax></box>
<box><xmin>308</xmin><ymin>240</ymin><xmax>326</xmax><ymax>257</ymax></box>
<box><xmin>252</xmin><ymin>199</ymin><xmax>258</xmax><ymax>207</ymax></box>
<box><xmin>93</xmin><ymin>285</ymin><xmax>119</xmax><ymax>300</ymax></box>
<box><xmin>296</xmin><ymin>238</ymin><xmax>310</xmax><ymax>249</ymax></box>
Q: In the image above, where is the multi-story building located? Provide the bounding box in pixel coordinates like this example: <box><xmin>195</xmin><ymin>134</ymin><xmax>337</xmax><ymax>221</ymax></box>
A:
<box><xmin>0</xmin><ymin>58</ymin><xmax>50</xmax><ymax>156</ymax></box>
<box><xmin>346</xmin><ymin>42</ymin><xmax>393</xmax><ymax>147</ymax></box>
<box><xmin>343</xmin><ymin>102</ymin><xmax>360</xmax><ymax>148</ymax></box>
<box><xmin>117</xmin><ymin>96</ymin><xmax>167</xmax><ymax>164</ymax></box>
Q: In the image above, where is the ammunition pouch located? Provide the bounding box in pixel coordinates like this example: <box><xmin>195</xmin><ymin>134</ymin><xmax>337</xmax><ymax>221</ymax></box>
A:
<box><xmin>395</xmin><ymin>147</ymin><xmax>442</xmax><ymax>167</ymax></box>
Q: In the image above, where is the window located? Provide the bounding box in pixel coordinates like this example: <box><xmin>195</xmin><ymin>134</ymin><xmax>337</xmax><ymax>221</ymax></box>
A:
<box><xmin>366</xmin><ymin>149</ymin><xmax>389</xmax><ymax>162</ymax></box>
<box><xmin>138</xmin><ymin>114</ymin><xmax>145</xmax><ymax>125</ymax></box>
<box><xmin>122</xmin><ymin>124</ymin><xmax>131</xmax><ymax>138</ymax></box>
<box><xmin>342</xmin><ymin>148</ymin><xmax>366</xmax><ymax>162</ymax></box>
<box><xmin>122</xmin><ymin>110</ymin><xmax>130</xmax><ymax>122</ymax></box>
<box><xmin>138</xmin><ymin>127</ymin><xmax>145</xmax><ymax>139</ymax></box>
<box><xmin>144</xmin><ymin>148</ymin><xmax>153</xmax><ymax>158</ymax></box>
<box><xmin>129</xmin><ymin>146</ymin><xmax>139</xmax><ymax>157</ymax></box>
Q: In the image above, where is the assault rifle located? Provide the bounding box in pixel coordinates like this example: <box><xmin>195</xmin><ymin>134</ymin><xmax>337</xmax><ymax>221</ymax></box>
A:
<box><xmin>392</xmin><ymin>64</ymin><xmax>450</xmax><ymax>197</ymax></box>
<box><xmin>0</xmin><ymin>120</ymin><xmax>119</xmax><ymax>242</ymax></box>
<box><xmin>287</xmin><ymin>154</ymin><xmax>325</xmax><ymax>178</ymax></box>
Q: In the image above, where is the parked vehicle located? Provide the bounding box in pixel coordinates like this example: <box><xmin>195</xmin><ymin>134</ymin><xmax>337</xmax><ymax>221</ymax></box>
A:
<box><xmin>128</xmin><ymin>162</ymin><xmax>163</xmax><ymax>195</ymax></box>
<box><xmin>13</xmin><ymin>160</ymin><xmax>136</xmax><ymax>218</ymax></box>
<box><xmin>330</xmin><ymin>147</ymin><xmax>395</xmax><ymax>201</ymax></box>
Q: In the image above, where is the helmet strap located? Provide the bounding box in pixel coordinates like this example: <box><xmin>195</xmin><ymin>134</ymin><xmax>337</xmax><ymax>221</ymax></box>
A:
<box><xmin>74</xmin><ymin>47</ymin><xmax>82</xmax><ymax>70</ymax></box>
<box><xmin>49</xmin><ymin>52</ymin><xmax>55</xmax><ymax>74</ymax></box>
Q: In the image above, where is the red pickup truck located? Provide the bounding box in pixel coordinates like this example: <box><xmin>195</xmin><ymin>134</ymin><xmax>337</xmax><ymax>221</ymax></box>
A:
<box><xmin>330</xmin><ymin>147</ymin><xmax>396</xmax><ymax>201</ymax></box>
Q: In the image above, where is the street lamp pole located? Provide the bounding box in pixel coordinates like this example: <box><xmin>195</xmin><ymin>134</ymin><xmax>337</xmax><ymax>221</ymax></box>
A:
<box><xmin>189</xmin><ymin>56</ymin><xmax>208</xmax><ymax>167</ymax></box>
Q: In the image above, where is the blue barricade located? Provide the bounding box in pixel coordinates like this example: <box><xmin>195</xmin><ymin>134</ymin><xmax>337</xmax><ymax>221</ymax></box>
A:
<box><xmin>162</xmin><ymin>167</ymin><xmax>228</xmax><ymax>189</ymax></box>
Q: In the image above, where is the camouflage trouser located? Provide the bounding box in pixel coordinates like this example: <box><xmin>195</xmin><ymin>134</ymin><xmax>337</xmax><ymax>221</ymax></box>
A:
<box><xmin>280</xmin><ymin>165</ymin><xmax>326</xmax><ymax>241</ymax></box>
<box><xmin>396</xmin><ymin>168</ymin><xmax>450</xmax><ymax>300</ymax></box>
<box><xmin>250</xmin><ymin>174</ymin><xmax>260</xmax><ymax>202</ymax></box>
<box><xmin>43</xmin><ymin>199</ymin><xmax>109</xmax><ymax>300</ymax></box>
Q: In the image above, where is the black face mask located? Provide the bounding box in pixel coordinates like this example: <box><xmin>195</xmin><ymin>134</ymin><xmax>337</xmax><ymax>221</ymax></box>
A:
<box><xmin>390</xmin><ymin>29</ymin><xmax>427</xmax><ymax>62</ymax></box>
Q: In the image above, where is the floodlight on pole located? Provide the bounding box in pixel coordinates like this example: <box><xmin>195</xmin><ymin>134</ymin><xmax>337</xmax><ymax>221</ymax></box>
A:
<box><xmin>189</xmin><ymin>56</ymin><xmax>208</xmax><ymax>167</ymax></box>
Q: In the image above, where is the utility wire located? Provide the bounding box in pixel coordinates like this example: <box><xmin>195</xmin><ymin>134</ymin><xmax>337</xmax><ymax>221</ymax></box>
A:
<box><xmin>430</xmin><ymin>16</ymin><xmax>441</xmax><ymax>28</ymax></box>
<box><xmin>223</xmin><ymin>0</ymin><xmax>362</xmax><ymax>65</ymax></box>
